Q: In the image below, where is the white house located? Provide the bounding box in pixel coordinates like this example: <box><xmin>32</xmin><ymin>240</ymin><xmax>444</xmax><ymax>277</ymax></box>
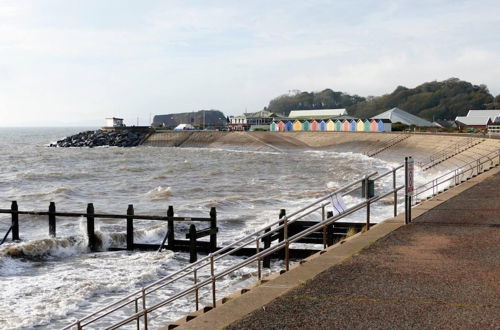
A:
<box><xmin>105</xmin><ymin>117</ymin><xmax>124</xmax><ymax>127</ymax></box>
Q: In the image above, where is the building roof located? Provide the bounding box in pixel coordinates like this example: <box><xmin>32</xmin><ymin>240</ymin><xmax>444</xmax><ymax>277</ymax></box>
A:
<box><xmin>372</xmin><ymin>107</ymin><xmax>435</xmax><ymax>127</ymax></box>
<box><xmin>288</xmin><ymin>109</ymin><xmax>347</xmax><ymax>118</ymax></box>
<box><xmin>455</xmin><ymin>116</ymin><xmax>492</xmax><ymax>126</ymax></box>
<box><xmin>243</xmin><ymin>110</ymin><xmax>276</xmax><ymax>118</ymax></box>
<box><xmin>466</xmin><ymin>110</ymin><xmax>500</xmax><ymax>120</ymax></box>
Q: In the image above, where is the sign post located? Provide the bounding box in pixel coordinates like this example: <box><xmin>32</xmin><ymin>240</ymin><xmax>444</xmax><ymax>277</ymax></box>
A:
<box><xmin>405</xmin><ymin>156</ymin><xmax>414</xmax><ymax>224</ymax></box>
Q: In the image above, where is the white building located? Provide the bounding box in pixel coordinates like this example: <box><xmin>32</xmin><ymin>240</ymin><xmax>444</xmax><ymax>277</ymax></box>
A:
<box><xmin>105</xmin><ymin>117</ymin><xmax>124</xmax><ymax>127</ymax></box>
<box><xmin>464</xmin><ymin>110</ymin><xmax>500</xmax><ymax>122</ymax></box>
<box><xmin>288</xmin><ymin>109</ymin><xmax>347</xmax><ymax>118</ymax></box>
<box><xmin>455</xmin><ymin>110</ymin><xmax>500</xmax><ymax>129</ymax></box>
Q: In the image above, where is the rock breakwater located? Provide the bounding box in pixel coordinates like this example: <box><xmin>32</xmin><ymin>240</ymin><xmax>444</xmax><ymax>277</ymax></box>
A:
<box><xmin>50</xmin><ymin>129</ymin><xmax>149</xmax><ymax>147</ymax></box>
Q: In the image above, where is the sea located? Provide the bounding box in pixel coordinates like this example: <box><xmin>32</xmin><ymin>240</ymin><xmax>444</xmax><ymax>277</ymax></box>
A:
<box><xmin>0</xmin><ymin>127</ymin><xmax>437</xmax><ymax>329</ymax></box>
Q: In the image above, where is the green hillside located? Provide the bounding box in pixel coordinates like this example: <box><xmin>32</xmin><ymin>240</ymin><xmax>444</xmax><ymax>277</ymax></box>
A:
<box><xmin>264</xmin><ymin>78</ymin><xmax>497</xmax><ymax>121</ymax></box>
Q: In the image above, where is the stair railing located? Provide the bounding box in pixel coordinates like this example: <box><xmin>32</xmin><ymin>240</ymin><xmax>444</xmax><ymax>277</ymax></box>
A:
<box><xmin>419</xmin><ymin>137</ymin><xmax>483</xmax><ymax>170</ymax></box>
<box><xmin>63</xmin><ymin>165</ymin><xmax>405</xmax><ymax>330</ymax></box>
<box><xmin>412</xmin><ymin>148</ymin><xmax>499</xmax><ymax>204</ymax></box>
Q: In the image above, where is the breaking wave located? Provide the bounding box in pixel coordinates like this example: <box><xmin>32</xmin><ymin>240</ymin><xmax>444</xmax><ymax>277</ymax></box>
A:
<box><xmin>144</xmin><ymin>186</ymin><xmax>173</xmax><ymax>201</ymax></box>
<box><xmin>1</xmin><ymin>236</ymin><xmax>88</xmax><ymax>258</ymax></box>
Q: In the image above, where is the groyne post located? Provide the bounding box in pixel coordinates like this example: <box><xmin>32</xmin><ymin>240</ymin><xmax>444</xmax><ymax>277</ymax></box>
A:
<box><xmin>127</xmin><ymin>204</ymin><xmax>134</xmax><ymax>250</ymax></box>
<box><xmin>209</xmin><ymin>207</ymin><xmax>217</xmax><ymax>252</ymax></box>
<box><xmin>49</xmin><ymin>202</ymin><xmax>56</xmax><ymax>237</ymax></box>
<box><xmin>189</xmin><ymin>224</ymin><xmax>197</xmax><ymax>263</ymax></box>
<box><xmin>87</xmin><ymin>203</ymin><xmax>97</xmax><ymax>252</ymax></box>
<box><xmin>11</xmin><ymin>201</ymin><xmax>19</xmax><ymax>241</ymax></box>
<box><xmin>167</xmin><ymin>206</ymin><xmax>175</xmax><ymax>249</ymax></box>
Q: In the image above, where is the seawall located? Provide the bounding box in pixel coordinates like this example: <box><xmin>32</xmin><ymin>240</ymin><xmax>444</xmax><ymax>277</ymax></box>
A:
<box><xmin>144</xmin><ymin>131</ymin><xmax>500</xmax><ymax>171</ymax></box>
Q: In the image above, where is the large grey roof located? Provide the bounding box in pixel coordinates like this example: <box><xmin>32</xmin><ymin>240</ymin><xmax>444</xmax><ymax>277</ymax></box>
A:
<box><xmin>455</xmin><ymin>116</ymin><xmax>492</xmax><ymax>126</ymax></box>
<box><xmin>466</xmin><ymin>110</ymin><xmax>500</xmax><ymax>121</ymax></box>
<box><xmin>372</xmin><ymin>107</ymin><xmax>435</xmax><ymax>127</ymax></box>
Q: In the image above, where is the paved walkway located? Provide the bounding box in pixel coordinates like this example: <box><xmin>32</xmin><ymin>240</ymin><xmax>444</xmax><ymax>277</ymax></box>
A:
<box><xmin>226</xmin><ymin>172</ymin><xmax>500</xmax><ymax>329</ymax></box>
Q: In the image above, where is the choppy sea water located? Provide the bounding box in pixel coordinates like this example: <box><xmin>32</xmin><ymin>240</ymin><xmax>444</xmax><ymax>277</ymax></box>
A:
<box><xmin>0</xmin><ymin>128</ymin><xmax>436</xmax><ymax>329</ymax></box>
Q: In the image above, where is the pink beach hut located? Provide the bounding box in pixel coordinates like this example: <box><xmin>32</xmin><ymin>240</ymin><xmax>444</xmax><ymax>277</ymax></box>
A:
<box><xmin>342</xmin><ymin>119</ymin><xmax>350</xmax><ymax>131</ymax></box>
<box><xmin>310</xmin><ymin>120</ymin><xmax>319</xmax><ymax>131</ymax></box>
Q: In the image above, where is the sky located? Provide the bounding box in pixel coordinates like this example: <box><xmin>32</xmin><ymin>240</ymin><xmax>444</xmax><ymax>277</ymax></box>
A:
<box><xmin>1</xmin><ymin>0</ymin><xmax>499</xmax><ymax>126</ymax></box>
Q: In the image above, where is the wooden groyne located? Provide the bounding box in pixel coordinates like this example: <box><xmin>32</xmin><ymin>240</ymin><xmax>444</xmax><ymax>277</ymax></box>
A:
<box><xmin>0</xmin><ymin>201</ymin><xmax>368</xmax><ymax>264</ymax></box>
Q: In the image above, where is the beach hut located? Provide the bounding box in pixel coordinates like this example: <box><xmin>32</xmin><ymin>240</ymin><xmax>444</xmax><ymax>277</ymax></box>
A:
<box><xmin>310</xmin><ymin>120</ymin><xmax>319</xmax><ymax>131</ymax></box>
<box><xmin>293</xmin><ymin>120</ymin><xmax>302</xmax><ymax>131</ymax></box>
<box><xmin>364</xmin><ymin>119</ymin><xmax>371</xmax><ymax>131</ymax></box>
<box><xmin>335</xmin><ymin>120</ymin><xmax>342</xmax><ymax>131</ymax></box>
<box><xmin>302</xmin><ymin>120</ymin><xmax>310</xmax><ymax>131</ymax></box>
<box><xmin>342</xmin><ymin>119</ymin><xmax>350</xmax><ymax>131</ymax></box>
<box><xmin>277</xmin><ymin>121</ymin><xmax>285</xmax><ymax>132</ymax></box>
<box><xmin>356</xmin><ymin>119</ymin><xmax>364</xmax><ymax>131</ymax></box>
<box><xmin>326</xmin><ymin>119</ymin><xmax>335</xmax><ymax>131</ymax></box>
<box><xmin>370</xmin><ymin>119</ymin><xmax>378</xmax><ymax>131</ymax></box>
<box><xmin>285</xmin><ymin>121</ymin><xmax>293</xmax><ymax>131</ymax></box>
<box><xmin>270</xmin><ymin>122</ymin><xmax>277</xmax><ymax>132</ymax></box>
<box><xmin>349</xmin><ymin>120</ymin><xmax>357</xmax><ymax>131</ymax></box>
<box><xmin>378</xmin><ymin>119</ymin><xmax>392</xmax><ymax>132</ymax></box>
<box><xmin>319</xmin><ymin>120</ymin><xmax>327</xmax><ymax>131</ymax></box>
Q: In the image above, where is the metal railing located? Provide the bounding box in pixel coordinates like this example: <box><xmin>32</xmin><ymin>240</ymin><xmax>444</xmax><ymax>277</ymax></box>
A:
<box><xmin>62</xmin><ymin>165</ymin><xmax>404</xmax><ymax>329</ymax></box>
<box><xmin>418</xmin><ymin>137</ymin><xmax>483</xmax><ymax>170</ymax></box>
<box><xmin>412</xmin><ymin>148</ymin><xmax>500</xmax><ymax>204</ymax></box>
<box><xmin>366</xmin><ymin>133</ymin><xmax>410</xmax><ymax>157</ymax></box>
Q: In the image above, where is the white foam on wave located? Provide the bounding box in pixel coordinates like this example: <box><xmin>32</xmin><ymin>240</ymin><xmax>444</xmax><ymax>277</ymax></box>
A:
<box><xmin>0</xmin><ymin>249</ymin><xmax>175</xmax><ymax>329</ymax></box>
<box><xmin>144</xmin><ymin>186</ymin><xmax>173</xmax><ymax>201</ymax></box>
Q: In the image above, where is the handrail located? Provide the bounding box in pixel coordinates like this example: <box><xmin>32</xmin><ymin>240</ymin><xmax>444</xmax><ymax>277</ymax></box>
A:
<box><xmin>413</xmin><ymin>148</ymin><xmax>499</xmax><ymax>204</ymax></box>
<box><xmin>63</xmin><ymin>166</ymin><xmax>404</xmax><ymax>330</ymax></box>
<box><xmin>64</xmin><ymin>175</ymin><xmax>378</xmax><ymax>328</ymax></box>
<box><xmin>418</xmin><ymin>137</ymin><xmax>483</xmax><ymax>169</ymax></box>
<box><xmin>102</xmin><ymin>185</ymin><xmax>408</xmax><ymax>330</ymax></box>
<box><xmin>366</xmin><ymin>133</ymin><xmax>409</xmax><ymax>157</ymax></box>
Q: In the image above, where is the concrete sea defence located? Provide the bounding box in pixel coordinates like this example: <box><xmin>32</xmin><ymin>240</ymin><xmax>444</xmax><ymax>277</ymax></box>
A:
<box><xmin>144</xmin><ymin>131</ymin><xmax>500</xmax><ymax>171</ymax></box>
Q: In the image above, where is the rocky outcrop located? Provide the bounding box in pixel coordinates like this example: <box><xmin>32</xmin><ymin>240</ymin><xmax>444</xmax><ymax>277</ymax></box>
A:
<box><xmin>50</xmin><ymin>129</ymin><xmax>149</xmax><ymax>147</ymax></box>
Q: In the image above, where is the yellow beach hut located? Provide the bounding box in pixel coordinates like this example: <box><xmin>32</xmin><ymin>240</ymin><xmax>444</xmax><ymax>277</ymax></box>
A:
<box><xmin>326</xmin><ymin>119</ymin><xmax>335</xmax><ymax>131</ymax></box>
<box><xmin>293</xmin><ymin>120</ymin><xmax>302</xmax><ymax>131</ymax></box>
<box><xmin>356</xmin><ymin>119</ymin><xmax>364</xmax><ymax>131</ymax></box>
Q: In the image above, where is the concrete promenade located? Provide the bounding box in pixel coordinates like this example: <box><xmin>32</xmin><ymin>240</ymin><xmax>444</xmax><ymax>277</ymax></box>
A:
<box><xmin>178</xmin><ymin>167</ymin><xmax>499</xmax><ymax>329</ymax></box>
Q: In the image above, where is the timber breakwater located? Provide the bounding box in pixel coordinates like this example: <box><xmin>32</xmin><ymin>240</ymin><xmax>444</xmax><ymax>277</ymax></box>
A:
<box><xmin>50</xmin><ymin>128</ymin><xmax>151</xmax><ymax>147</ymax></box>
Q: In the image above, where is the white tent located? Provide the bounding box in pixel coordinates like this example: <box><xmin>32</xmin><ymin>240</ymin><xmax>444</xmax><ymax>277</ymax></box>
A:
<box><xmin>174</xmin><ymin>124</ymin><xmax>195</xmax><ymax>131</ymax></box>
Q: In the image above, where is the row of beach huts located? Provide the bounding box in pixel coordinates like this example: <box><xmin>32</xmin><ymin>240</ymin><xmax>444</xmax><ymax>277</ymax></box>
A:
<box><xmin>270</xmin><ymin>118</ymin><xmax>392</xmax><ymax>132</ymax></box>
